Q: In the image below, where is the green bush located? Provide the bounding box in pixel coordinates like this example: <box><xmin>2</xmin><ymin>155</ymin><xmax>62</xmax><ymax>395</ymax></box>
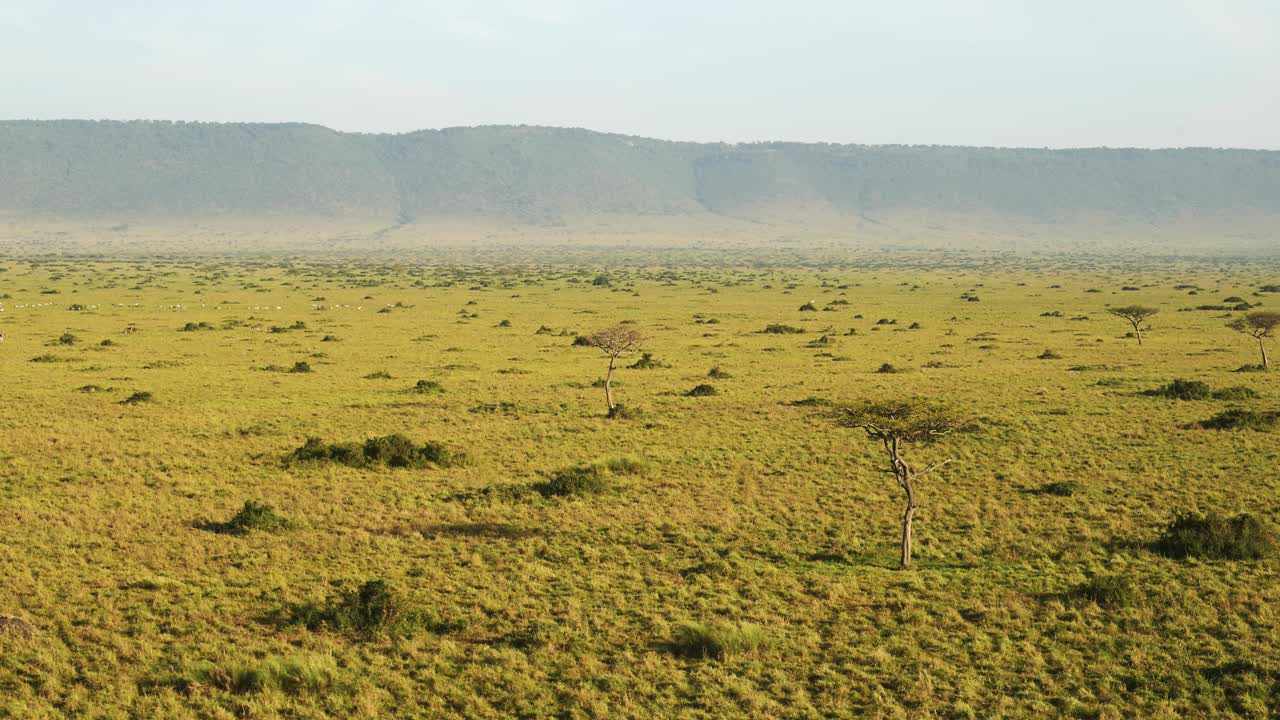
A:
<box><xmin>686</xmin><ymin>384</ymin><xmax>718</xmax><ymax>397</ymax></box>
<box><xmin>671</xmin><ymin>621</ymin><xmax>767</xmax><ymax>660</ymax></box>
<box><xmin>1153</xmin><ymin>512</ymin><xmax>1275</xmax><ymax>560</ymax></box>
<box><xmin>121</xmin><ymin>391</ymin><xmax>154</xmax><ymax>405</ymax></box>
<box><xmin>411</xmin><ymin>379</ymin><xmax>445</xmax><ymax>394</ymax></box>
<box><xmin>534</xmin><ymin>466</ymin><xmax>609</xmax><ymax>498</ymax></box>
<box><xmin>1040</xmin><ymin>480</ymin><xmax>1084</xmax><ymax>497</ymax></box>
<box><xmin>205</xmin><ymin>500</ymin><xmax>297</xmax><ymax>536</ymax></box>
<box><xmin>1143</xmin><ymin>379</ymin><xmax>1212</xmax><ymax>400</ymax></box>
<box><xmin>288</xmin><ymin>579</ymin><xmax>430</xmax><ymax>638</ymax></box>
<box><xmin>1212</xmin><ymin>386</ymin><xmax>1259</xmax><ymax>401</ymax></box>
<box><xmin>762</xmin><ymin>324</ymin><xmax>804</xmax><ymax>334</ymax></box>
<box><xmin>628</xmin><ymin>353</ymin><xmax>668</xmax><ymax>369</ymax></box>
<box><xmin>289</xmin><ymin>361</ymin><xmax>312</xmax><ymax>374</ymax></box>
<box><xmin>1195</xmin><ymin>409</ymin><xmax>1280</xmax><ymax>431</ymax></box>
<box><xmin>287</xmin><ymin>435</ymin><xmax>464</xmax><ymax>469</ymax></box>
<box><xmin>707</xmin><ymin>366</ymin><xmax>732</xmax><ymax>379</ymax></box>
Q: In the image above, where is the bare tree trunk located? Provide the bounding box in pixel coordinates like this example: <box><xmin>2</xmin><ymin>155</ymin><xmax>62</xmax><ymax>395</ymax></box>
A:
<box><xmin>1260</xmin><ymin>338</ymin><xmax>1269</xmax><ymax>370</ymax></box>
<box><xmin>1134</xmin><ymin>323</ymin><xmax>1143</xmax><ymax>346</ymax></box>
<box><xmin>604</xmin><ymin>355</ymin><xmax>617</xmax><ymax>410</ymax></box>
<box><xmin>901</xmin><ymin>501</ymin><xmax>916</xmax><ymax>570</ymax></box>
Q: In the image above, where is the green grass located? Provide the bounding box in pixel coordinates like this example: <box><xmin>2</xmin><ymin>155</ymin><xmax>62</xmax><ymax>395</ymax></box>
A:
<box><xmin>1</xmin><ymin>257</ymin><xmax>1279</xmax><ymax>718</ymax></box>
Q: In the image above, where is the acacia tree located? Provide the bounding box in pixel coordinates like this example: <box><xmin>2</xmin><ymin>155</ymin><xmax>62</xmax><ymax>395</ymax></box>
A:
<box><xmin>831</xmin><ymin>400</ymin><xmax>965</xmax><ymax>569</ymax></box>
<box><xmin>1107</xmin><ymin>305</ymin><xmax>1158</xmax><ymax>346</ymax></box>
<box><xmin>1228</xmin><ymin>311</ymin><xmax>1280</xmax><ymax>370</ymax></box>
<box><xmin>583</xmin><ymin>325</ymin><xmax>643</xmax><ymax>413</ymax></box>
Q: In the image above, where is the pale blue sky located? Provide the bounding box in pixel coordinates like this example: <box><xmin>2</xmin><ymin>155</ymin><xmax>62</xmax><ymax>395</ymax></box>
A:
<box><xmin>1</xmin><ymin>1</ymin><xmax>1277</xmax><ymax>148</ymax></box>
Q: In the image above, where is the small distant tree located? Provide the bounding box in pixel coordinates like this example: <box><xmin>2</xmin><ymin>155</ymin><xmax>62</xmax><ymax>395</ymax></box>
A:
<box><xmin>583</xmin><ymin>326</ymin><xmax>643</xmax><ymax>413</ymax></box>
<box><xmin>1228</xmin><ymin>311</ymin><xmax>1280</xmax><ymax>370</ymax></box>
<box><xmin>831</xmin><ymin>399</ymin><xmax>966</xmax><ymax>569</ymax></box>
<box><xmin>1107</xmin><ymin>305</ymin><xmax>1158</xmax><ymax>346</ymax></box>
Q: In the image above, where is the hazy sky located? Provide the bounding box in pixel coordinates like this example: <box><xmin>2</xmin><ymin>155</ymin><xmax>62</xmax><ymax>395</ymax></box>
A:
<box><xmin>2</xmin><ymin>1</ymin><xmax>1278</xmax><ymax>148</ymax></box>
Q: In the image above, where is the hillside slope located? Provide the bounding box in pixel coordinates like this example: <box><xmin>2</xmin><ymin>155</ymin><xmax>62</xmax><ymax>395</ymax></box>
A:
<box><xmin>2</xmin><ymin>120</ymin><xmax>1278</xmax><ymax>252</ymax></box>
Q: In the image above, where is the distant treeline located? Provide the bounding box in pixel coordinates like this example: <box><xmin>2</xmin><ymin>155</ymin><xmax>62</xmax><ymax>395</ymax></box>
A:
<box><xmin>2</xmin><ymin>120</ymin><xmax>1280</xmax><ymax>225</ymax></box>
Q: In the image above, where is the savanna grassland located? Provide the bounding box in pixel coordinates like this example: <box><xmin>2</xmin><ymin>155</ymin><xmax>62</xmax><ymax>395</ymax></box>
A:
<box><xmin>1</xmin><ymin>256</ymin><xmax>1279</xmax><ymax>719</ymax></box>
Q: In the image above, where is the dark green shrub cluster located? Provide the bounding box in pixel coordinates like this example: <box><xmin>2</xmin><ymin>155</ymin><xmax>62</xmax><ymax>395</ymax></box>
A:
<box><xmin>180</xmin><ymin>322</ymin><xmax>213</xmax><ymax>332</ymax></box>
<box><xmin>1037</xmin><ymin>349</ymin><xmax>1063</xmax><ymax>360</ymax></box>
<box><xmin>670</xmin><ymin>621</ymin><xmax>767</xmax><ymax>660</ymax></box>
<box><xmin>287</xmin><ymin>579</ymin><xmax>432</xmax><ymax>638</ymax></box>
<box><xmin>289</xmin><ymin>361</ymin><xmax>312</xmax><ymax>374</ymax></box>
<box><xmin>876</xmin><ymin>363</ymin><xmax>901</xmax><ymax>374</ymax></box>
<box><xmin>606</xmin><ymin>403</ymin><xmax>639</xmax><ymax>420</ymax></box>
<box><xmin>204</xmin><ymin>500</ymin><xmax>297</xmax><ymax>536</ymax></box>
<box><xmin>1144</xmin><ymin>379</ymin><xmax>1212</xmax><ymax>400</ymax></box>
<box><xmin>1039</xmin><ymin>480</ymin><xmax>1084</xmax><ymax>497</ymax></box>
<box><xmin>1194</xmin><ymin>409</ymin><xmax>1280</xmax><ymax>431</ymax></box>
<box><xmin>287</xmin><ymin>434</ymin><xmax>464</xmax><ymax>469</ymax></box>
<box><xmin>121</xmin><ymin>391</ymin><xmax>154</xmax><ymax>405</ymax></box>
<box><xmin>1153</xmin><ymin>513</ymin><xmax>1275</xmax><ymax>560</ymax></box>
<box><xmin>686</xmin><ymin>384</ymin><xmax>718</xmax><ymax>397</ymax></box>
<box><xmin>762</xmin><ymin>324</ymin><xmax>804</xmax><ymax>334</ymax></box>
<box><xmin>363</xmin><ymin>370</ymin><xmax>393</xmax><ymax>380</ymax></box>
<box><xmin>532</xmin><ymin>456</ymin><xmax>646</xmax><ymax>498</ymax></box>
<box><xmin>411</xmin><ymin>379</ymin><xmax>445</xmax><ymax>394</ymax></box>
<box><xmin>798</xmin><ymin>302</ymin><xmax>818</xmax><ymax>312</ymax></box>
<box><xmin>628</xmin><ymin>353</ymin><xmax>669</xmax><ymax>369</ymax></box>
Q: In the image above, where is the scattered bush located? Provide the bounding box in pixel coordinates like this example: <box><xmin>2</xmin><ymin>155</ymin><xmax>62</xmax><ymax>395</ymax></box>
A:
<box><xmin>1212</xmin><ymin>386</ymin><xmax>1259</xmax><ymax>401</ymax></box>
<box><xmin>287</xmin><ymin>579</ymin><xmax>431</xmax><ymax>638</ymax></box>
<box><xmin>121</xmin><ymin>391</ymin><xmax>154</xmax><ymax>405</ymax></box>
<box><xmin>1039</xmin><ymin>480</ymin><xmax>1084</xmax><ymax>497</ymax></box>
<box><xmin>411</xmin><ymin>379</ymin><xmax>445</xmax><ymax>394</ymax></box>
<box><xmin>1153</xmin><ymin>512</ymin><xmax>1275</xmax><ymax>560</ymax></box>
<box><xmin>628</xmin><ymin>353</ymin><xmax>669</xmax><ymax>369</ymax></box>
<box><xmin>1144</xmin><ymin>379</ymin><xmax>1212</xmax><ymax>400</ymax></box>
<box><xmin>762</xmin><ymin>324</ymin><xmax>804</xmax><ymax>334</ymax></box>
<box><xmin>287</xmin><ymin>435</ymin><xmax>465</xmax><ymax>469</ymax></box>
<box><xmin>686</xmin><ymin>383</ymin><xmax>718</xmax><ymax>397</ymax></box>
<box><xmin>1193</xmin><ymin>409</ymin><xmax>1280</xmax><ymax>431</ymax></box>
<box><xmin>707</xmin><ymin>366</ymin><xmax>732</xmax><ymax>379</ymax></box>
<box><xmin>363</xmin><ymin>370</ymin><xmax>393</xmax><ymax>380</ymax></box>
<box><xmin>203</xmin><ymin>500</ymin><xmax>297</xmax><ymax>536</ymax></box>
<box><xmin>606</xmin><ymin>403</ymin><xmax>640</xmax><ymax>420</ymax></box>
<box><xmin>289</xmin><ymin>361</ymin><xmax>312</xmax><ymax>374</ymax></box>
<box><xmin>533</xmin><ymin>457</ymin><xmax>646</xmax><ymax>498</ymax></box>
<box><xmin>876</xmin><ymin>363</ymin><xmax>901</xmax><ymax>374</ymax></box>
<box><xmin>671</xmin><ymin>621</ymin><xmax>767</xmax><ymax>660</ymax></box>
<box><xmin>1037</xmin><ymin>349</ymin><xmax>1063</xmax><ymax>360</ymax></box>
<box><xmin>787</xmin><ymin>396</ymin><xmax>831</xmax><ymax>407</ymax></box>
<box><xmin>799</xmin><ymin>302</ymin><xmax>818</xmax><ymax>312</ymax></box>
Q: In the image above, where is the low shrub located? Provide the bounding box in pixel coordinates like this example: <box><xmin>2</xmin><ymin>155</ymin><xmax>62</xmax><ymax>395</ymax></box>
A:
<box><xmin>204</xmin><ymin>500</ymin><xmax>297</xmax><ymax>536</ymax></box>
<box><xmin>533</xmin><ymin>456</ymin><xmax>646</xmax><ymax>498</ymax></box>
<box><xmin>628</xmin><ymin>353</ymin><xmax>669</xmax><ymax>369</ymax></box>
<box><xmin>1143</xmin><ymin>379</ymin><xmax>1212</xmax><ymax>400</ymax></box>
<box><xmin>287</xmin><ymin>579</ymin><xmax>432</xmax><ymax>638</ymax></box>
<box><xmin>121</xmin><ymin>391</ymin><xmax>153</xmax><ymax>405</ymax></box>
<box><xmin>876</xmin><ymin>363</ymin><xmax>901</xmax><ymax>374</ymax></box>
<box><xmin>1039</xmin><ymin>480</ymin><xmax>1083</xmax><ymax>497</ymax></box>
<box><xmin>671</xmin><ymin>621</ymin><xmax>767</xmax><ymax>660</ymax></box>
<box><xmin>289</xmin><ymin>361</ymin><xmax>312</xmax><ymax>374</ymax></box>
<box><xmin>363</xmin><ymin>370</ymin><xmax>393</xmax><ymax>380</ymax></box>
<box><xmin>1153</xmin><ymin>512</ymin><xmax>1275</xmax><ymax>560</ymax></box>
<box><xmin>411</xmin><ymin>379</ymin><xmax>445</xmax><ymax>394</ymax></box>
<box><xmin>1037</xmin><ymin>349</ymin><xmax>1063</xmax><ymax>360</ymax></box>
<box><xmin>606</xmin><ymin>403</ymin><xmax>639</xmax><ymax>420</ymax></box>
<box><xmin>1213</xmin><ymin>386</ymin><xmax>1259</xmax><ymax>401</ymax></box>
<box><xmin>1194</xmin><ymin>409</ymin><xmax>1280</xmax><ymax>431</ymax></box>
<box><xmin>707</xmin><ymin>366</ymin><xmax>732</xmax><ymax>379</ymax></box>
<box><xmin>287</xmin><ymin>434</ymin><xmax>465</xmax><ymax>469</ymax></box>
<box><xmin>686</xmin><ymin>384</ymin><xmax>718</xmax><ymax>397</ymax></box>
<box><xmin>762</xmin><ymin>324</ymin><xmax>804</xmax><ymax>334</ymax></box>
